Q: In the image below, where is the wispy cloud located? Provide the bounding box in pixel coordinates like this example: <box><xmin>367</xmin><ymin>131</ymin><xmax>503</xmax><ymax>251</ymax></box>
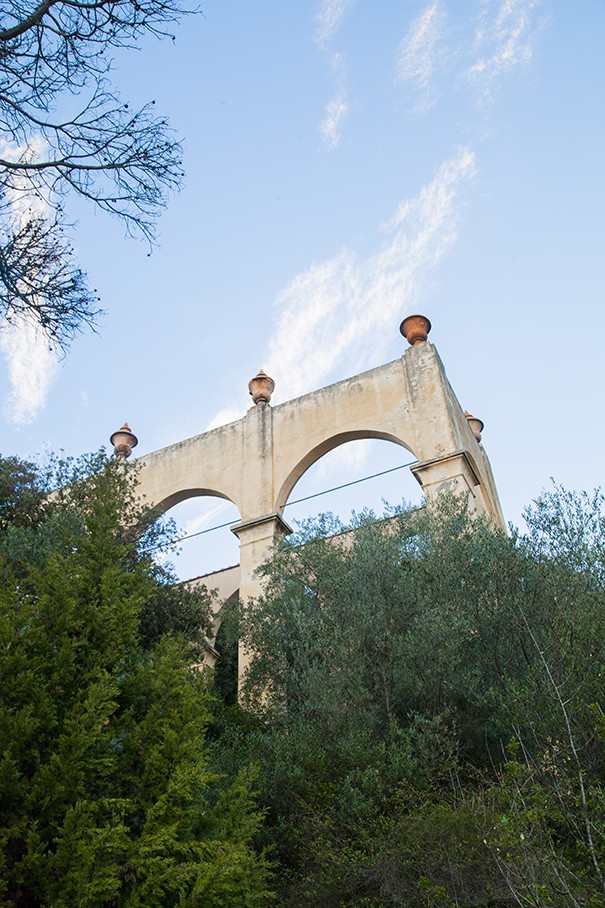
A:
<box><xmin>467</xmin><ymin>0</ymin><xmax>542</xmax><ymax>103</ymax></box>
<box><xmin>152</xmin><ymin>499</ymin><xmax>232</xmax><ymax>568</ymax></box>
<box><xmin>265</xmin><ymin>146</ymin><xmax>476</xmax><ymax>402</ymax></box>
<box><xmin>320</xmin><ymin>79</ymin><xmax>349</xmax><ymax>150</ymax></box>
<box><xmin>0</xmin><ymin>136</ymin><xmax>61</xmax><ymax>424</ymax></box>
<box><xmin>396</xmin><ymin>0</ymin><xmax>447</xmax><ymax>112</ymax></box>
<box><xmin>0</xmin><ymin>316</ymin><xmax>59</xmax><ymax>424</ymax></box>
<box><xmin>315</xmin><ymin>0</ymin><xmax>353</xmax><ymax>49</ymax></box>
<box><xmin>315</xmin><ymin>439</ymin><xmax>372</xmax><ymax>481</ymax></box>
<box><xmin>206</xmin><ymin>405</ymin><xmax>246</xmax><ymax>432</ymax></box>
<box><xmin>182</xmin><ymin>500</ymin><xmax>231</xmax><ymax>537</ymax></box>
<box><xmin>315</xmin><ymin>4</ymin><xmax>352</xmax><ymax>149</ymax></box>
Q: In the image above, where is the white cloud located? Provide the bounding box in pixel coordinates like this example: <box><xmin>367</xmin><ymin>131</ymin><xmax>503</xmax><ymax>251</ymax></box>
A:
<box><xmin>396</xmin><ymin>0</ymin><xmax>447</xmax><ymax>112</ymax></box>
<box><xmin>315</xmin><ymin>0</ymin><xmax>353</xmax><ymax>49</ymax></box>
<box><xmin>467</xmin><ymin>0</ymin><xmax>542</xmax><ymax>103</ymax></box>
<box><xmin>315</xmin><ymin>439</ymin><xmax>372</xmax><ymax>481</ymax></box>
<box><xmin>151</xmin><ymin>499</ymin><xmax>233</xmax><ymax>567</ymax></box>
<box><xmin>265</xmin><ymin>147</ymin><xmax>477</xmax><ymax>402</ymax></box>
<box><xmin>0</xmin><ymin>316</ymin><xmax>59</xmax><ymax>424</ymax></box>
<box><xmin>0</xmin><ymin>135</ymin><xmax>61</xmax><ymax>424</ymax></box>
<box><xmin>320</xmin><ymin>87</ymin><xmax>349</xmax><ymax>149</ymax></box>
<box><xmin>182</xmin><ymin>500</ymin><xmax>231</xmax><ymax>538</ymax></box>
<box><xmin>205</xmin><ymin>405</ymin><xmax>246</xmax><ymax>432</ymax></box>
<box><xmin>0</xmin><ymin>136</ymin><xmax>52</xmax><ymax>221</ymax></box>
<box><xmin>315</xmin><ymin>7</ymin><xmax>351</xmax><ymax>149</ymax></box>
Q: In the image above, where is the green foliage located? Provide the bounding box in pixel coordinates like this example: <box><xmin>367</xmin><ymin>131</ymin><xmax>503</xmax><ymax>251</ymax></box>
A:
<box><xmin>0</xmin><ymin>455</ymin><xmax>47</xmax><ymax>531</ymax></box>
<box><xmin>217</xmin><ymin>491</ymin><xmax>605</xmax><ymax>907</ymax></box>
<box><xmin>213</xmin><ymin>599</ymin><xmax>241</xmax><ymax>708</ymax></box>
<box><xmin>0</xmin><ymin>452</ymin><xmax>272</xmax><ymax>907</ymax></box>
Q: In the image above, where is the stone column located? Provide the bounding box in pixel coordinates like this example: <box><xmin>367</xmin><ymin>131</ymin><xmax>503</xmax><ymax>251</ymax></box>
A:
<box><xmin>411</xmin><ymin>450</ymin><xmax>490</xmax><ymax>516</ymax></box>
<box><xmin>231</xmin><ymin>513</ymin><xmax>292</xmax><ymax>696</ymax></box>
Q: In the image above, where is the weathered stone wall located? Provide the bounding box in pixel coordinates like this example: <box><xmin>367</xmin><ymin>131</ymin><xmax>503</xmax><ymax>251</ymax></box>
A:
<box><xmin>133</xmin><ymin>334</ymin><xmax>504</xmax><ymax>687</ymax></box>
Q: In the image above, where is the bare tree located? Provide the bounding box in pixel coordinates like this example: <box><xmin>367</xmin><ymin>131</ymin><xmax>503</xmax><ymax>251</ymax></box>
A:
<box><xmin>0</xmin><ymin>0</ymin><xmax>191</xmax><ymax>348</ymax></box>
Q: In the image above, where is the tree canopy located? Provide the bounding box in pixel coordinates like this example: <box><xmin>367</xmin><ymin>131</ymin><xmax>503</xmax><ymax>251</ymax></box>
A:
<box><xmin>3</xmin><ymin>445</ymin><xmax>605</xmax><ymax>907</ymax></box>
<box><xmin>0</xmin><ymin>0</ymin><xmax>190</xmax><ymax>347</ymax></box>
<box><xmin>216</xmin><ymin>494</ymin><xmax>605</xmax><ymax>907</ymax></box>
<box><xmin>0</xmin><ymin>452</ymin><xmax>272</xmax><ymax>906</ymax></box>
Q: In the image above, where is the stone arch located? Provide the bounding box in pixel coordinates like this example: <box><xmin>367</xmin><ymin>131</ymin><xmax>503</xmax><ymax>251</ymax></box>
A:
<box><xmin>160</xmin><ymin>492</ymin><xmax>241</xmax><ymax>585</ymax></box>
<box><xmin>153</xmin><ymin>487</ymin><xmax>239</xmax><ymax>518</ymax></box>
<box><xmin>136</xmin><ymin>417</ymin><xmax>248</xmax><ymax>524</ymax></box>
<box><xmin>132</xmin><ymin>335</ymin><xmax>506</xmax><ymax>696</ymax></box>
<box><xmin>189</xmin><ymin>566</ymin><xmax>240</xmax><ymax>639</ymax></box>
<box><xmin>275</xmin><ymin>430</ymin><xmax>417</xmax><ymax>514</ymax></box>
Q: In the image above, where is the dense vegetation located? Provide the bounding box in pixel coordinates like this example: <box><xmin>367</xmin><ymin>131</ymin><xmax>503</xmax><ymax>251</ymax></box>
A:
<box><xmin>0</xmin><ymin>453</ymin><xmax>271</xmax><ymax>906</ymax></box>
<box><xmin>216</xmin><ymin>494</ymin><xmax>605</xmax><ymax>907</ymax></box>
<box><xmin>2</xmin><ymin>450</ymin><xmax>605</xmax><ymax>906</ymax></box>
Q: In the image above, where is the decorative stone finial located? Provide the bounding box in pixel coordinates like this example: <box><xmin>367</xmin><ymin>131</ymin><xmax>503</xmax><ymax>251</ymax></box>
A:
<box><xmin>464</xmin><ymin>411</ymin><xmax>484</xmax><ymax>443</ymax></box>
<box><xmin>400</xmin><ymin>314</ymin><xmax>432</xmax><ymax>346</ymax></box>
<box><xmin>110</xmin><ymin>422</ymin><xmax>138</xmax><ymax>459</ymax></box>
<box><xmin>248</xmin><ymin>370</ymin><xmax>275</xmax><ymax>408</ymax></box>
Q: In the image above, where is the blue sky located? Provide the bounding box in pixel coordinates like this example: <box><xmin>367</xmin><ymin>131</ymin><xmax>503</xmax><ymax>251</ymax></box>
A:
<box><xmin>1</xmin><ymin>1</ymin><xmax>604</xmax><ymax>579</ymax></box>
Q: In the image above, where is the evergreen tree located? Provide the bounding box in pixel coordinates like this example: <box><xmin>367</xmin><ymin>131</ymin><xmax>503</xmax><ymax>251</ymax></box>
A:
<box><xmin>0</xmin><ymin>453</ymin><xmax>272</xmax><ymax>907</ymax></box>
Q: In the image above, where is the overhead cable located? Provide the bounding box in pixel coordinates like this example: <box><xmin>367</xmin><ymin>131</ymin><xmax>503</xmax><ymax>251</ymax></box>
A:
<box><xmin>173</xmin><ymin>458</ymin><xmax>418</xmax><ymax>545</ymax></box>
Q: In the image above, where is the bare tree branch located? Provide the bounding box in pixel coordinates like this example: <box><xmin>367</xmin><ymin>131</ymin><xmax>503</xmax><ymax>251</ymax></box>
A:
<box><xmin>0</xmin><ymin>0</ymin><xmax>193</xmax><ymax>348</ymax></box>
<box><xmin>0</xmin><ymin>202</ymin><xmax>100</xmax><ymax>346</ymax></box>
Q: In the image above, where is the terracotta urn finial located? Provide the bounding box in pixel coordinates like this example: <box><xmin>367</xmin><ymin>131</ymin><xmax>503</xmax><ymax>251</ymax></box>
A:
<box><xmin>400</xmin><ymin>314</ymin><xmax>432</xmax><ymax>346</ymax></box>
<box><xmin>110</xmin><ymin>422</ymin><xmax>138</xmax><ymax>459</ymax></box>
<box><xmin>464</xmin><ymin>411</ymin><xmax>484</xmax><ymax>443</ymax></box>
<box><xmin>248</xmin><ymin>370</ymin><xmax>275</xmax><ymax>408</ymax></box>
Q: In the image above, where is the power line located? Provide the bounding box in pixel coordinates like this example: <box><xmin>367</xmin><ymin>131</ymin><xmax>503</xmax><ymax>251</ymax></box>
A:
<box><xmin>174</xmin><ymin>458</ymin><xmax>418</xmax><ymax>545</ymax></box>
<box><xmin>176</xmin><ymin>518</ymin><xmax>238</xmax><ymax>544</ymax></box>
<box><xmin>282</xmin><ymin>458</ymin><xmax>418</xmax><ymax>508</ymax></box>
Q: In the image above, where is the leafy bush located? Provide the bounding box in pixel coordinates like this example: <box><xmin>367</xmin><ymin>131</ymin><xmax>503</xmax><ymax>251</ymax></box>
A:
<box><xmin>216</xmin><ymin>492</ymin><xmax>605</xmax><ymax>906</ymax></box>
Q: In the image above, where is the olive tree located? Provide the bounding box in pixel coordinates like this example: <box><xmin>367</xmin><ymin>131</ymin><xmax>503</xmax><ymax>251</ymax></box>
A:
<box><xmin>222</xmin><ymin>493</ymin><xmax>605</xmax><ymax>907</ymax></box>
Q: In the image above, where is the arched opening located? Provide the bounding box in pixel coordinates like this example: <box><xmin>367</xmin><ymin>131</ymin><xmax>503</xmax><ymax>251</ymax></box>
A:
<box><xmin>154</xmin><ymin>492</ymin><xmax>241</xmax><ymax>583</ymax></box>
<box><xmin>280</xmin><ymin>436</ymin><xmax>423</xmax><ymax>534</ymax></box>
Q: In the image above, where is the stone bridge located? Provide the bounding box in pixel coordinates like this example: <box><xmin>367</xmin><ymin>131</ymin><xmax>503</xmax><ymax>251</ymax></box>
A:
<box><xmin>114</xmin><ymin>317</ymin><xmax>504</xmax><ymax>685</ymax></box>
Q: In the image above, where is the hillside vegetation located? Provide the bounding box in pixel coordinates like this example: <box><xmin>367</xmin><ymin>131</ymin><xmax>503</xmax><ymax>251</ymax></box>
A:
<box><xmin>0</xmin><ymin>454</ymin><xmax>271</xmax><ymax>907</ymax></box>
<box><xmin>1</xmin><ymin>453</ymin><xmax>604</xmax><ymax>907</ymax></box>
<box><xmin>218</xmin><ymin>493</ymin><xmax>605</xmax><ymax>907</ymax></box>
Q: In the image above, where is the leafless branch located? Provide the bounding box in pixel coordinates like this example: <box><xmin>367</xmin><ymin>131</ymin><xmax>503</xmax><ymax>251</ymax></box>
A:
<box><xmin>0</xmin><ymin>0</ymin><xmax>193</xmax><ymax>346</ymax></box>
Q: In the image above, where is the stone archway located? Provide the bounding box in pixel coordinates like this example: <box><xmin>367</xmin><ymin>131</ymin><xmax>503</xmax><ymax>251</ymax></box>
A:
<box><xmin>275</xmin><ymin>430</ymin><xmax>416</xmax><ymax>517</ymax></box>
<box><xmin>129</xmin><ymin>318</ymin><xmax>504</xmax><ymax>689</ymax></box>
<box><xmin>152</xmin><ymin>487</ymin><xmax>236</xmax><ymax>516</ymax></box>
